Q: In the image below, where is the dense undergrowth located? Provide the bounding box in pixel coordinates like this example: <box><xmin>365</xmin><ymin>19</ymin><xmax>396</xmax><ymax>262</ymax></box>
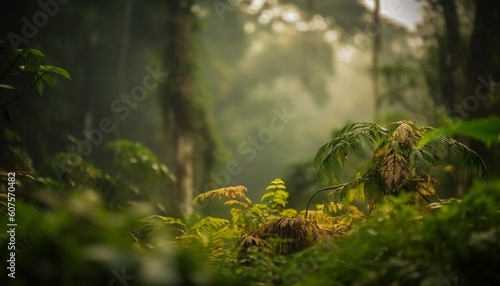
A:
<box><xmin>1</xmin><ymin>119</ymin><xmax>500</xmax><ymax>285</ymax></box>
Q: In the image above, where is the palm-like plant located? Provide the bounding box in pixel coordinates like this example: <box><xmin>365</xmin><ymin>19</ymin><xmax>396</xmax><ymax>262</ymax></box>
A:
<box><xmin>313</xmin><ymin>121</ymin><xmax>487</xmax><ymax>212</ymax></box>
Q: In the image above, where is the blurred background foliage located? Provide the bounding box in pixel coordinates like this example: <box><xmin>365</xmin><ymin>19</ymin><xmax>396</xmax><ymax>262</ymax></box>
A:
<box><xmin>1</xmin><ymin>0</ymin><xmax>500</xmax><ymax>284</ymax></box>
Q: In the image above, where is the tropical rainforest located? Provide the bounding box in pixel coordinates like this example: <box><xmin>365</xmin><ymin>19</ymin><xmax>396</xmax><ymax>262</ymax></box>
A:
<box><xmin>1</xmin><ymin>0</ymin><xmax>500</xmax><ymax>285</ymax></box>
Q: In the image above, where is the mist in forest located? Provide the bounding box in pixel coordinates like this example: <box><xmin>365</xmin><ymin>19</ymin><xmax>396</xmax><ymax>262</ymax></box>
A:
<box><xmin>1</xmin><ymin>0</ymin><xmax>498</xmax><ymax>211</ymax></box>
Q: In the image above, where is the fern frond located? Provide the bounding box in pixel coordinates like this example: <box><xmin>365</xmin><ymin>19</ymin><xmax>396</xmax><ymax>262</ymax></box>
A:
<box><xmin>410</xmin><ymin>146</ymin><xmax>439</xmax><ymax>174</ymax></box>
<box><xmin>363</xmin><ymin>170</ymin><xmax>385</xmax><ymax>204</ymax></box>
<box><xmin>191</xmin><ymin>217</ymin><xmax>230</xmax><ymax>233</ymax></box>
<box><xmin>193</xmin><ymin>185</ymin><xmax>251</xmax><ymax>206</ymax></box>
<box><xmin>230</xmin><ymin>207</ymin><xmax>247</xmax><ymax>225</ymax></box>
<box><xmin>262</xmin><ymin>178</ymin><xmax>291</xmax><ymax>212</ymax></box>
<box><xmin>314</xmin><ymin>122</ymin><xmax>390</xmax><ymax>184</ymax></box>
<box><xmin>440</xmin><ymin>137</ymin><xmax>488</xmax><ymax>178</ymax></box>
<box><xmin>240</xmin><ymin>234</ymin><xmax>267</xmax><ymax>248</ymax></box>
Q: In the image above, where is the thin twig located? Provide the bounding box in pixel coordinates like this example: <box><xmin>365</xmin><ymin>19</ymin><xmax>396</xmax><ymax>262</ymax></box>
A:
<box><xmin>0</xmin><ymin>68</ymin><xmax>54</xmax><ymax>109</ymax></box>
<box><xmin>305</xmin><ymin>183</ymin><xmax>347</xmax><ymax>219</ymax></box>
<box><xmin>0</xmin><ymin>54</ymin><xmax>21</xmax><ymax>82</ymax></box>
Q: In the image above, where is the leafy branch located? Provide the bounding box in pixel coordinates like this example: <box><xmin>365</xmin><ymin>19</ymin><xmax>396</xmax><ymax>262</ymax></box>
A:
<box><xmin>0</xmin><ymin>44</ymin><xmax>71</xmax><ymax>110</ymax></box>
<box><xmin>314</xmin><ymin>120</ymin><xmax>487</xmax><ymax>210</ymax></box>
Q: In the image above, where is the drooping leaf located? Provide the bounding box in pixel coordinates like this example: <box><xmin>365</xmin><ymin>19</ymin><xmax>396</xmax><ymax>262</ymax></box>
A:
<box><xmin>42</xmin><ymin>73</ymin><xmax>56</xmax><ymax>86</ymax></box>
<box><xmin>315</xmin><ymin>122</ymin><xmax>390</xmax><ymax>184</ymax></box>
<box><xmin>28</xmin><ymin>48</ymin><xmax>46</xmax><ymax>57</ymax></box>
<box><xmin>35</xmin><ymin>79</ymin><xmax>43</xmax><ymax>95</ymax></box>
<box><xmin>44</xmin><ymin>65</ymin><xmax>72</xmax><ymax>80</ymax></box>
<box><xmin>440</xmin><ymin>137</ymin><xmax>488</xmax><ymax>178</ymax></box>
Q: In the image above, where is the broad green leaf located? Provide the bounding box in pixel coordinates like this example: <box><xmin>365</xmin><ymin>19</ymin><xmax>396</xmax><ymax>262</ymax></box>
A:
<box><xmin>45</xmin><ymin>65</ymin><xmax>71</xmax><ymax>80</ymax></box>
<box><xmin>42</xmin><ymin>73</ymin><xmax>56</xmax><ymax>86</ymax></box>
<box><xmin>28</xmin><ymin>48</ymin><xmax>46</xmax><ymax>57</ymax></box>
<box><xmin>25</xmin><ymin>52</ymin><xmax>41</xmax><ymax>72</ymax></box>
<box><xmin>35</xmin><ymin>80</ymin><xmax>43</xmax><ymax>95</ymax></box>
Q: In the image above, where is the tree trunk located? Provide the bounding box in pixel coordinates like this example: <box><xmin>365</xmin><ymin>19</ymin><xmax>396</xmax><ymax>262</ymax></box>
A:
<box><xmin>468</xmin><ymin>0</ymin><xmax>500</xmax><ymax>118</ymax></box>
<box><xmin>467</xmin><ymin>0</ymin><xmax>500</xmax><ymax>179</ymax></box>
<box><xmin>439</xmin><ymin>0</ymin><xmax>469</xmax><ymax>195</ymax></box>
<box><xmin>373</xmin><ymin>0</ymin><xmax>381</xmax><ymax>120</ymax></box>
<box><xmin>162</xmin><ymin>0</ymin><xmax>195</xmax><ymax>217</ymax></box>
<box><xmin>440</xmin><ymin>0</ymin><xmax>467</xmax><ymax>118</ymax></box>
<box><xmin>115</xmin><ymin>0</ymin><xmax>133</xmax><ymax>139</ymax></box>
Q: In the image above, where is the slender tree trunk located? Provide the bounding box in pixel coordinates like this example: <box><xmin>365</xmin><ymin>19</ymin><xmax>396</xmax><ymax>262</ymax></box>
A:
<box><xmin>175</xmin><ymin>118</ymin><xmax>194</xmax><ymax>216</ymax></box>
<box><xmin>162</xmin><ymin>0</ymin><xmax>195</xmax><ymax>217</ymax></box>
<box><xmin>373</xmin><ymin>0</ymin><xmax>381</xmax><ymax>120</ymax></box>
<box><xmin>440</xmin><ymin>0</ymin><xmax>469</xmax><ymax>195</ymax></box>
<box><xmin>440</xmin><ymin>0</ymin><xmax>467</xmax><ymax>118</ymax></box>
<box><xmin>302</xmin><ymin>0</ymin><xmax>314</xmax><ymax>86</ymax></box>
<box><xmin>115</xmin><ymin>0</ymin><xmax>133</xmax><ymax>139</ymax></box>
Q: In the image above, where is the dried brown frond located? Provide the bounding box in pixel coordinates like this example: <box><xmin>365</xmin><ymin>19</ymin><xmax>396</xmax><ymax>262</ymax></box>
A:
<box><xmin>193</xmin><ymin>185</ymin><xmax>252</xmax><ymax>206</ymax></box>
<box><xmin>380</xmin><ymin>151</ymin><xmax>409</xmax><ymax>193</ymax></box>
<box><xmin>240</xmin><ymin>234</ymin><xmax>267</xmax><ymax>248</ymax></box>
<box><xmin>240</xmin><ymin>217</ymin><xmax>314</xmax><ymax>255</ymax></box>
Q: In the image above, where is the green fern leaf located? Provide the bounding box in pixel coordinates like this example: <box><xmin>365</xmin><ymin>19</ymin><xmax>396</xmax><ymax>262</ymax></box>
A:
<box><xmin>315</xmin><ymin>122</ymin><xmax>390</xmax><ymax>184</ymax></box>
<box><xmin>438</xmin><ymin>137</ymin><xmax>488</xmax><ymax>178</ymax></box>
<box><xmin>192</xmin><ymin>217</ymin><xmax>229</xmax><ymax>233</ymax></box>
